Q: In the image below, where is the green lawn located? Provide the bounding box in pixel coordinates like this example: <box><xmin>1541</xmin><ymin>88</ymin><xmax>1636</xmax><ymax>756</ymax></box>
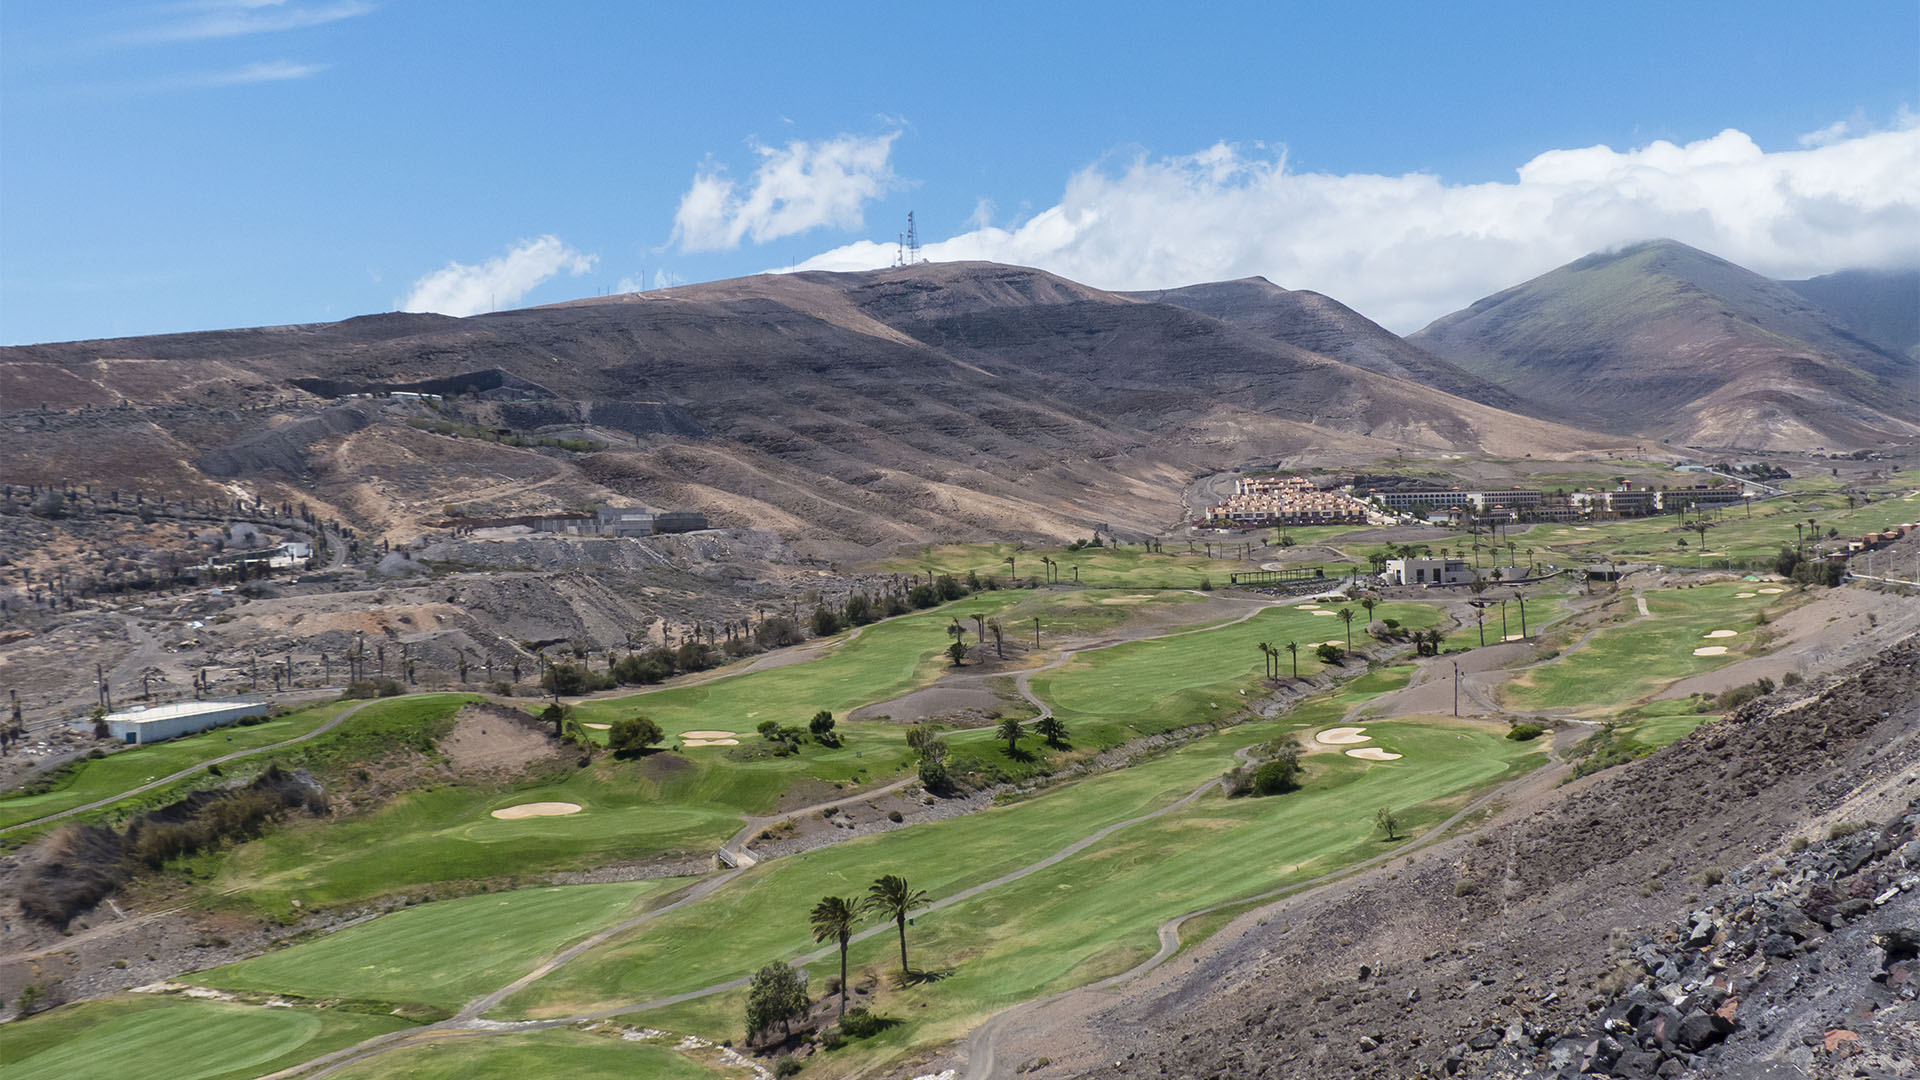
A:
<box><xmin>194</xmin><ymin>881</ymin><xmax>684</xmax><ymax>1011</ymax></box>
<box><xmin>0</xmin><ymin>995</ymin><xmax>409</xmax><ymax>1080</ymax></box>
<box><xmin>0</xmin><ymin>701</ymin><xmax>353</xmax><ymax>831</ymax></box>
<box><xmin>323</xmin><ymin>1029</ymin><xmax>727</xmax><ymax>1080</ymax></box>
<box><xmin>1501</xmin><ymin>583</ymin><xmax>1789</xmax><ymax>712</ymax></box>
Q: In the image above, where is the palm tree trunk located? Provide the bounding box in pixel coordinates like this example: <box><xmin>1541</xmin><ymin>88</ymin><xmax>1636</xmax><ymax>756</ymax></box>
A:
<box><xmin>898</xmin><ymin>916</ymin><xmax>910</xmax><ymax>974</ymax></box>
<box><xmin>840</xmin><ymin>941</ymin><xmax>849</xmax><ymax>1016</ymax></box>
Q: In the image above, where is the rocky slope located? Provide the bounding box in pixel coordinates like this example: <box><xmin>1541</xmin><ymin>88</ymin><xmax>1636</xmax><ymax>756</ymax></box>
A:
<box><xmin>1410</xmin><ymin>240</ymin><xmax>1920</xmax><ymax>452</ymax></box>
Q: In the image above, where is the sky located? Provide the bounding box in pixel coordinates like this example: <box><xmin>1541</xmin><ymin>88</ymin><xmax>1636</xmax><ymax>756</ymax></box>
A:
<box><xmin>2</xmin><ymin>2</ymin><xmax>1917</xmax><ymax>345</ymax></box>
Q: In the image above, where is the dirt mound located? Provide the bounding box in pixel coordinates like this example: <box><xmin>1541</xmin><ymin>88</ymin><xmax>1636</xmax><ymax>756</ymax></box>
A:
<box><xmin>12</xmin><ymin>766</ymin><xmax>328</xmax><ymax>929</ymax></box>
<box><xmin>198</xmin><ymin>403</ymin><xmax>373</xmax><ymax>477</ymax></box>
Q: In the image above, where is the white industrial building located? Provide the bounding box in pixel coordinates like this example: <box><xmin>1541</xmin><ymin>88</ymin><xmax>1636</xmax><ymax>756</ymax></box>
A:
<box><xmin>88</xmin><ymin>700</ymin><xmax>269</xmax><ymax>745</ymax></box>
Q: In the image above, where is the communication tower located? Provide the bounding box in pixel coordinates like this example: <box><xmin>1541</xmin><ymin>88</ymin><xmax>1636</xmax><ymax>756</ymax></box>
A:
<box><xmin>905</xmin><ymin>211</ymin><xmax>922</xmax><ymax>264</ymax></box>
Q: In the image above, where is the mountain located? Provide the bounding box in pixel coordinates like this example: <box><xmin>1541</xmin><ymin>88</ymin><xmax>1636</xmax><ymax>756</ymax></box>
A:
<box><xmin>0</xmin><ymin>262</ymin><xmax>1616</xmax><ymax>554</ymax></box>
<box><xmin>1409</xmin><ymin>240</ymin><xmax>1920</xmax><ymax>451</ymax></box>
<box><xmin>1124</xmin><ymin>277</ymin><xmax>1524</xmax><ymax>409</ymax></box>
<box><xmin>1781</xmin><ymin>268</ymin><xmax>1920</xmax><ymax>359</ymax></box>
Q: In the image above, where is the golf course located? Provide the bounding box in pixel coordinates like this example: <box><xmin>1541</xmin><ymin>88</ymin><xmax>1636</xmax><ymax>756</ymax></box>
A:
<box><xmin>3</xmin><ymin>560</ymin><xmax>1845</xmax><ymax>1080</ymax></box>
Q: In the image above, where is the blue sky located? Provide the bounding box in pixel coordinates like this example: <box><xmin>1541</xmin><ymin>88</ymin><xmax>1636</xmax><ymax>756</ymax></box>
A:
<box><xmin>2</xmin><ymin>1</ymin><xmax>1917</xmax><ymax>344</ymax></box>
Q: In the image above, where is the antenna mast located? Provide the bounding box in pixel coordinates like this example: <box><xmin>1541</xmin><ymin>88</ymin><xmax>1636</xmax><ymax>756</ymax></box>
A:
<box><xmin>905</xmin><ymin>211</ymin><xmax>921</xmax><ymax>264</ymax></box>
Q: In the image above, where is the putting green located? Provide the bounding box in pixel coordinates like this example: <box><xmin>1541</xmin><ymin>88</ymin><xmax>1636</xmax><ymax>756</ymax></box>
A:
<box><xmin>195</xmin><ymin>881</ymin><xmax>677</xmax><ymax>1010</ymax></box>
<box><xmin>0</xmin><ymin>995</ymin><xmax>408</xmax><ymax>1080</ymax></box>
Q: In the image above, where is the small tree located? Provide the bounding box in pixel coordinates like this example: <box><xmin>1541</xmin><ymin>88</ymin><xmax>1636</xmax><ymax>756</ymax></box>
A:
<box><xmin>745</xmin><ymin>961</ymin><xmax>811</xmax><ymax>1043</ymax></box>
<box><xmin>808</xmin><ymin>710</ymin><xmax>836</xmax><ymax>740</ymax></box>
<box><xmin>539</xmin><ymin>702</ymin><xmax>566</xmax><ymax>738</ymax></box>
<box><xmin>607</xmin><ymin>714</ymin><xmax>663</xmax><ymax>754</ymax></box>
<box><xmin>946</xmin><ymin>640</ymin><xmax>967</xmax><ymax>666</ymax></box>
<box><xmin>1375</xmin><ymin>806</ymin><xmax>1401</xmax><ymax>841</ymax></box>
<box><xmin>997</xmin><ymin>716</ymin><xmax>1023</xmax><ymax>755</ymax></box>
<box><xmin>1034</xmin><ymin>714</ymin><xmax>1068</xmax><ymax>748</ymax></box>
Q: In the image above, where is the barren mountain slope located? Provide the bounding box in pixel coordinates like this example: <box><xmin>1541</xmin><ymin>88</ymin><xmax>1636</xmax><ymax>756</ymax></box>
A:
<box><xmin>1410</xmin><ymin>240</ymin><xmax>1920</xmax><ymax>451</ymax></box>
<box><xmin>1</xmin><ymin>262</ymin><xmax>1620</xmax><ymax>552</ymax></box>
<box><xmin>1781</xmin><ymin>267</ymin><xmax>1920</xmax><ymax>360</ymax></box>
<box><xmin>1125</xmin><ymin>277</ymin><xmax>1524</xmax><ymax>409</ymax></box>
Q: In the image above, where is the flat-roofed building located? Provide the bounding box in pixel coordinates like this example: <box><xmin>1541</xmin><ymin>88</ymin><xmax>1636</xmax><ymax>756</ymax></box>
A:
<box><xmin>89</xmin><ymin>700</ymin><xmax>269</xmax><ymax>745</ymax></box>
<box><xmin>1383</xmin><ymin>557</ymin><xmax>1477</xmax><ymax>586</ymax></box>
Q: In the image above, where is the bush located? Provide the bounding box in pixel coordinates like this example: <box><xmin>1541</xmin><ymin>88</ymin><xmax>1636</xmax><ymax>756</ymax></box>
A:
<box><xmin>838</xmin><ymin>1007</ymin><xmax>890</xmax><ymax>1039</ymax></box>
<box><xmin>1506</xmin><ymin>723</ymin><xmax>1544</xmax><ymax>742</ymax></box>
<box><xmin>754</xmin><ymin>617</ymin><xmax>802</xmax><ymax>649</ymax></box>
<box><xmin>340</xmin><ymin>678</ymin><xmax>406</xmax><ymax>700</ymax></box>
<box><xmin>808</xmin><ymin>710</ymin><xmax>836</xmax><ymax>740</ymax></box>
<box><xmin>607</xmin><ymin>715</ymin><xmax>663</xmax><ymax>754</ymax></box>
<box><xmin>1315</xmin><ymin>643</ymin><xmax>1343</xmax><ymax>664</ymax></box>
<box><xmin>774</xmin><ymin>1059</ymin><xmax>803</xmax><ymax>1078</ymax></box>
<box><xmin>887</xmin><ymin>810</ymin><xmax>903</xmax><ymax>823</ymax></box>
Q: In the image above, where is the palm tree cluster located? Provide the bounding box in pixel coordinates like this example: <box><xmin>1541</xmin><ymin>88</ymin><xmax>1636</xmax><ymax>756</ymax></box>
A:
<box><xmin>809</xmin><ymin>874</ymin><xmax>933</xmax><ymax>1017</ymax></box>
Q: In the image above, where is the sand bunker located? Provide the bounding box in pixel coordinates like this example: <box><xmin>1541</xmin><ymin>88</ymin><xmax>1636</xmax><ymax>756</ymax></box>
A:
<box><xmin>1317</xmin><ymin>727</ymin><xmax>1371</xmax><ymax>745</ymax></box>
<box><xmin>1312</xmin><ymin>610</ymin><xmax>1338</xmax><ymax>617</ymax></box>
<box><xmin>1758</xmin><ymin>587</ymin><xmax>1785</xmax><ymax>594</ymax></box>
<box><xmin>490</xmin><ymin>802</ymin><xmax>582</xmax><ymax>820</ymax></box>
<box><xmin>682</xmin><ymin>738</ymin><xmax>741</xmax><ymax>747</ymax></box>
<box><xmin>1504</xmin><ymin>634</ymin><xmax>1525</xmax><ymax>641</ymax></box>
<box><xmin>1345</xmin><ymin>747</ymin><xmax>1403</xmax><ymax>761</ymax></box>
<box><xmin>1693</xmin><ymin>646</ymin><xmax>1729</xmax><ymax>656</ymax></box>
<box><xmin>1704</xmin><ymin>630</ymin><xmax>1738</xmax><ymax>639</ymax></box>
<box><xmin>1734</xmin><ymin>592</ymin><xmax>1756</xmax><ymax>598</ymax></box>
<box><xmin>1320</xmin><ymin>640</ymin><xmax>1346</xmax><ymax>647</ymax></box>
<box><xmin>681</xmin><ymin>730</ymin><xmax>737</xmax><ymax>740</ymax></box>
<box><xmin>582</xmin><ymin>723</ymin><xmax>611</xmax><ymax>730</ymax></box>
<box><xmin>1295</xmin><ymin>604</ymin><xmax>1322</xmax><ymax>610</ymax></box>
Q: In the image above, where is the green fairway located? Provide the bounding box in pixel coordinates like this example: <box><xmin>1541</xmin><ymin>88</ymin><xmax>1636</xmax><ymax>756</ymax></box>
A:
<box><xmin>0</xmin><ymin>701</ymin><xmax>353</xmax><ymax>831</ymax></box>
<box><xmin>1523</xmin><ymin>484</ymin><xmax>1920</xmax><ymax>566</ymax></box>
<box><xmin>0</xmin><ymin>995</ymin><xmax>409</xmax><ymax>1080</ymax></box>
<box><xmin>880</xmin><ymin>540</ymin><xmax>1359</xmax><ymax>590</ymax></box>
<box><xmin>194</xmin><ymin>593</ymin><xmax>1217</xmax><ymax>914</ymax></box>
<box><xmin>497</xmin><ymin>674</ymin><xmax>1535</xmax><ymax>1027</ymax></box>
<box><xmin>566</xmin><ymin>589</ymin><xmax>1038</xmax><ymax>737</ymax></box>
<box><xmin>323</xmin><ymin>1028</ymin><xmax>727</xmax><ymax>1080</ymax></box>
<box><xmin>1502</xmin><ymin>583</ymin><xmax>1789</xmax><ymax>712</ymax></box>
<box><xmin>194</xmin><ymin>880</ymin><xmax>683</xmax><ymax>1010</ymax></box>
<box><xmin>569</xmin><ymin>711</ymin><xmax>1537</xmax><ymax>1068</ymax></box>
<box><xmin>1031</xmin><ymin>600</ymin><xmax>1445</xmax><ymax>738</ymax></box>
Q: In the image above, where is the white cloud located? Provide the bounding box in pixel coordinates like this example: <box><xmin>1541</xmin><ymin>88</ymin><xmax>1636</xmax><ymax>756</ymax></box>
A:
<box><xmin>146</xmin><ymin>59</ymin><xmax>328</xmax><ymax>90</ymax></box>
<box><xmin>670</xmin><ymin>132</ymin><xmax>899</xmax><ymax>252</ymax></box>
<box><xmin>401</xmin><ymin>236</ymin><xmax>597</xmax><ymax>317</ymax></box>
<box><xmin>127</xmin><ymin>0</ymin><xmax>374</xmax><ymax>44</ymax></box>
<box><xmin>789</xmin><ymin>125</ymin><xmax>1920</xmax><ymax>333</ymax></box>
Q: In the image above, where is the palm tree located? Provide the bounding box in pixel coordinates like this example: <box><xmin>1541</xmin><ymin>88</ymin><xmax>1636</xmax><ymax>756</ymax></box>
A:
<box><xmin>1035</xmin><ymin>714</ymin><xmax>1068</xmax><ymax>747</ymax></box>
<box><xmin>1258</xmin><ymin>641</ymin><xmax>1274</xmax><ymax>678</ymax></box>
<box><xmin>997</xmin><ymin>716</ymin><xmax>1023</xmax><ymax>754</ymax></box>
<box><xmin>1507</xmin><ymin>540</ymin><xmax>1517</xmax><ymax>567</ymax></box>
<box><xmin>865</xmin><ymin>875</ymin><xmax>930</xmax><ymax>977</ymax></box>
<box><xmin>810</xmin><ymin>895</ymin><xmax>860</xmax><ymax>1017</ymax></box>
<box><xmin>1359</xmin><ymin>597</ymin><xmax>1376</xmax><ymax>623</ymax></box>
<box><xmin>1339</xmin><ymin>607</ymin><xmax>1355</xmax><ymax>655</ymax></box>
<box><xmin>1285</xmin><ymin>640</ymin><xmax>1299</xmax><ymax>678</ymax></box>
